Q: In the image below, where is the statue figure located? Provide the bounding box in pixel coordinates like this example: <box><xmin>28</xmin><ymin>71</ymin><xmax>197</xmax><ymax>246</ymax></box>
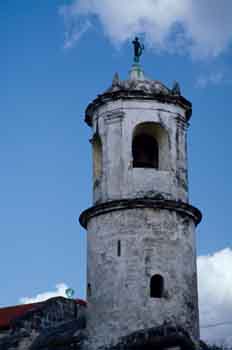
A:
<box><xmin>132</xmin><ymin>37</ymin><xmax>144</xmax><ymax>63</ymax></box>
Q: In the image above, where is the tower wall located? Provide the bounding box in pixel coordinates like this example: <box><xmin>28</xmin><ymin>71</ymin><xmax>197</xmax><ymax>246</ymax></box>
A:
<box><xmin>92</xmin><ymin>99</ymin><xmax>188</xmax><ymax>205</ymax></box>
<box><xmin>85</xmin><ymin>206</ymin><xmax>199</xmax><ymax>348</ymax></box>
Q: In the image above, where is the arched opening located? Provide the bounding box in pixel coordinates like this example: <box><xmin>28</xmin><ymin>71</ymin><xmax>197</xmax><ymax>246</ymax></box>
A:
<box><xmin>92</xmin><ymin>134</ymin><xmax>102</xmax><ymax>179</ymax></box>
<box><xmin>132</xmin><ymin>122</ymin><xmax>169</xmax><ymax>171</ymax></box>
<box><xmin>150</xmin><ymin>274</ymin><xmax>164</xmax><ymax>298</ymax></box>
<box><xmin>132</xmin><ymin>134</ymin><xmax>158</xmax><ymax>168</ymax></box>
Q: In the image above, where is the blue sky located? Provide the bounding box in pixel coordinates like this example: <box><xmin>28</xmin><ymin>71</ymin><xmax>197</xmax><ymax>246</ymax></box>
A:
<box><xmin>2</xmin><ymin>0</ymin><xmax>232</xmax><ymax>344</ymax></box>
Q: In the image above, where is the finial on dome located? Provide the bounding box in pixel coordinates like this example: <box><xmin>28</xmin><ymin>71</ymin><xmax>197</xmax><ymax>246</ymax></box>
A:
<box><xmin>172</xmin><ymin>81</ymin><xmax>181</xmax><ymax>96</ymax></box>
<box><xmin>129</xmin><ymin>64</ymin><xmax>145</xmax><ymax>81</ymax></box>
<box><xmin>112</xmin><ymin>72</ymin><xmax>120</xmax><ymax>87</ymax></box>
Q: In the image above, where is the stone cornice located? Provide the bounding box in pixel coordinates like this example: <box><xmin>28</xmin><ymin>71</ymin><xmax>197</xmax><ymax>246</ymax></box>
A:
<box><xmin>79</xmin><ymin>198</ymin><xmax>202</xmax><ymax>229</ymax></box>
<box><xmin>85</xmin><ymin>90</ymin><xmax>192</xmax><ymax>127</ymax></box>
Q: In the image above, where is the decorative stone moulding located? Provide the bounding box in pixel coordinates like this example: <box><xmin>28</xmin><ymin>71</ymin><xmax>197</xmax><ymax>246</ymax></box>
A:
<box><xmin>79</xmin><ymin>198</ymin><xmax>202</xmax><ymax>229</ymax></box>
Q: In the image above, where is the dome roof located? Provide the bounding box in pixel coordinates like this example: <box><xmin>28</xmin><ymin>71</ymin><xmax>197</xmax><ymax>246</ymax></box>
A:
<box><xmin>106</xmin><ymin>76</ymin><xmax>170</xmax><ymax>96</ymax></box>
<box><xmin>85</xmin><ymin>65</ymin><xmax>192</xmax><ymax>126</ymax></box>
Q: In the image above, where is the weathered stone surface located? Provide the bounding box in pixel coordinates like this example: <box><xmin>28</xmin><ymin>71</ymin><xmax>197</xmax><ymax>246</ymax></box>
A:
<box><xmin>84</xmin><ymin>206</ymin><xmax>200</xmax><ymax>349</ymax></box>
<box><xmin>106</xmin><ymin>76</ymin><xmax>170</xmax><ymax>95</ymax></box>
<box><xmin>79</xmin><ymin>198</ymin><xmax>202</xmax><ymax>229</ymax></box>
<box><xmin>99</xmin><ymin>323</ymin><xmax>197</xmax><ymax>350</ymax></box>
<box><xmin>0</xmin><ymin>297</ymin><xmax>86</xmax><ymax>350</ymax></box>
<box><xmin>11</xmin><ymin>297</ymin><xmax>83</xmax><ymax>332</ymax></box>
<box><xmin>30</xmin><ymin>319</ymin><xmax>86</xmax><ymax>350</ymax></box>
<box><xmin>88</xmin><ymin>98</ymin><xmax>190</xmax><ymax>204</ymax></box>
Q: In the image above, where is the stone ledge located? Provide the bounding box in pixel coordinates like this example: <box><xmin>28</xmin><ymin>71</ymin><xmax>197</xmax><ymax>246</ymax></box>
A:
<box><xmin>79</xmin><ymin>198</ymin><xmax>202</xmax><ymax>229</ymax></box>
<box><xmin>85</xmin><ymin>90</ymin><xmax>192</xmax><ymax>127</ymax></box>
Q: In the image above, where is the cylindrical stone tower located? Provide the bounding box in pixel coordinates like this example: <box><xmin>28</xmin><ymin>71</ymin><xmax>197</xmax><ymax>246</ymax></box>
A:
<box><xmin>80</xmin><ymin>63</ymin><xmax>202</xmax><ymax>349</ymax></box>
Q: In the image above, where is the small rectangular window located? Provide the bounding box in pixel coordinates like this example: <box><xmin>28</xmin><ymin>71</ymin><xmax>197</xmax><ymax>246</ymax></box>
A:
<box><xmin>117</xmin><ymin>240</ymin><xmax>121</xmax><ymax>257</ymax></box>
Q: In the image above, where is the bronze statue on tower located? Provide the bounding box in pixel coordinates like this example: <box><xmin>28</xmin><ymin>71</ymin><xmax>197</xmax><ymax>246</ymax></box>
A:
<box><xmin>132</xmin><ymin>37</ymin><xmax>144</xmax><ymax>63</ymax></box>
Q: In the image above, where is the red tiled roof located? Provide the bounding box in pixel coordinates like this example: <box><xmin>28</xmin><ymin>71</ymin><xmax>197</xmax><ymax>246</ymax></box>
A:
<box><xmin>0</xmin><ymin>299</ymin><xmax>86</xmax><ymax>330</ymax></box>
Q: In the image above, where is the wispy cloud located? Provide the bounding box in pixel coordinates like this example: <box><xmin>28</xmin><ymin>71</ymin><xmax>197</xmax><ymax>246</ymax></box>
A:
<box><xmin>59</xmin><ymin>0</ymin><xmax>232</xmax><ymax>58</ymax></box>
<box><xmin>19</xmin><ymin>283</ymin><xmax>69</xmax><ymax>304</ymax></box>
<box><xmin>64</xmin><ymin>20</ymin><xmax>91</xmax><ymax>49</ymax></box>
<box><xmin>198</xmin><ymin>248</ymin><xmax>232</xmax><ymax>346</ymax></box>
<box><xmin>196</xmin><ymin>72</ymin><xmax>224</xmax><ymax>88</ymax></box>
<box><xmin>59</xmin><ymin>5</ymin><xmax>91</xmax><ymax>49</ymax></box>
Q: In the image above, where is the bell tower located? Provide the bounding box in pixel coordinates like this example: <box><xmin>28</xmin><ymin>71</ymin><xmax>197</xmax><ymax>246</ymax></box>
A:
<box><xmin>80</xmin><ymin>45</ymin><xmax>202</xmax><ymax>349</ymax></box>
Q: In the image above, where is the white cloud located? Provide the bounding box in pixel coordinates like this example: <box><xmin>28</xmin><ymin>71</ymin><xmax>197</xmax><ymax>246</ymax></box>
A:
<box><xmin>19</xmin><ymin>283</ymin><xmax>69</xmax><ymax>304</ymax></box>
<box><xmin>196</xmin><ymin>72</ymin><xmax>224</xmax><ymax>88</ymax></box>
<box><xmin>198</xmin><ymin>248</ymin><xmax>232</xmax><ymax>346</ymax></box>
<box><xmin>59</xmin><ymin>0</ymin><xmax>232</xmax><ymax>58</ymax></box>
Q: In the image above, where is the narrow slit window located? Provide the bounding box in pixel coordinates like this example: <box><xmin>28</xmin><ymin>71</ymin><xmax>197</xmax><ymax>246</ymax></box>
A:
<box><xmin>117</xmin><ymin>240</ymin><xmax>121</xmax><ymax>257</ymax></box>
<box><xmin>87</xmin><ymin>283</ymin><xmax>92</xmax><ymax>297</ymax></box>
<box><xmin>150</xmin><ymin>274</ymin><xmax>164</xmax><ymax>298</ymax></box>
